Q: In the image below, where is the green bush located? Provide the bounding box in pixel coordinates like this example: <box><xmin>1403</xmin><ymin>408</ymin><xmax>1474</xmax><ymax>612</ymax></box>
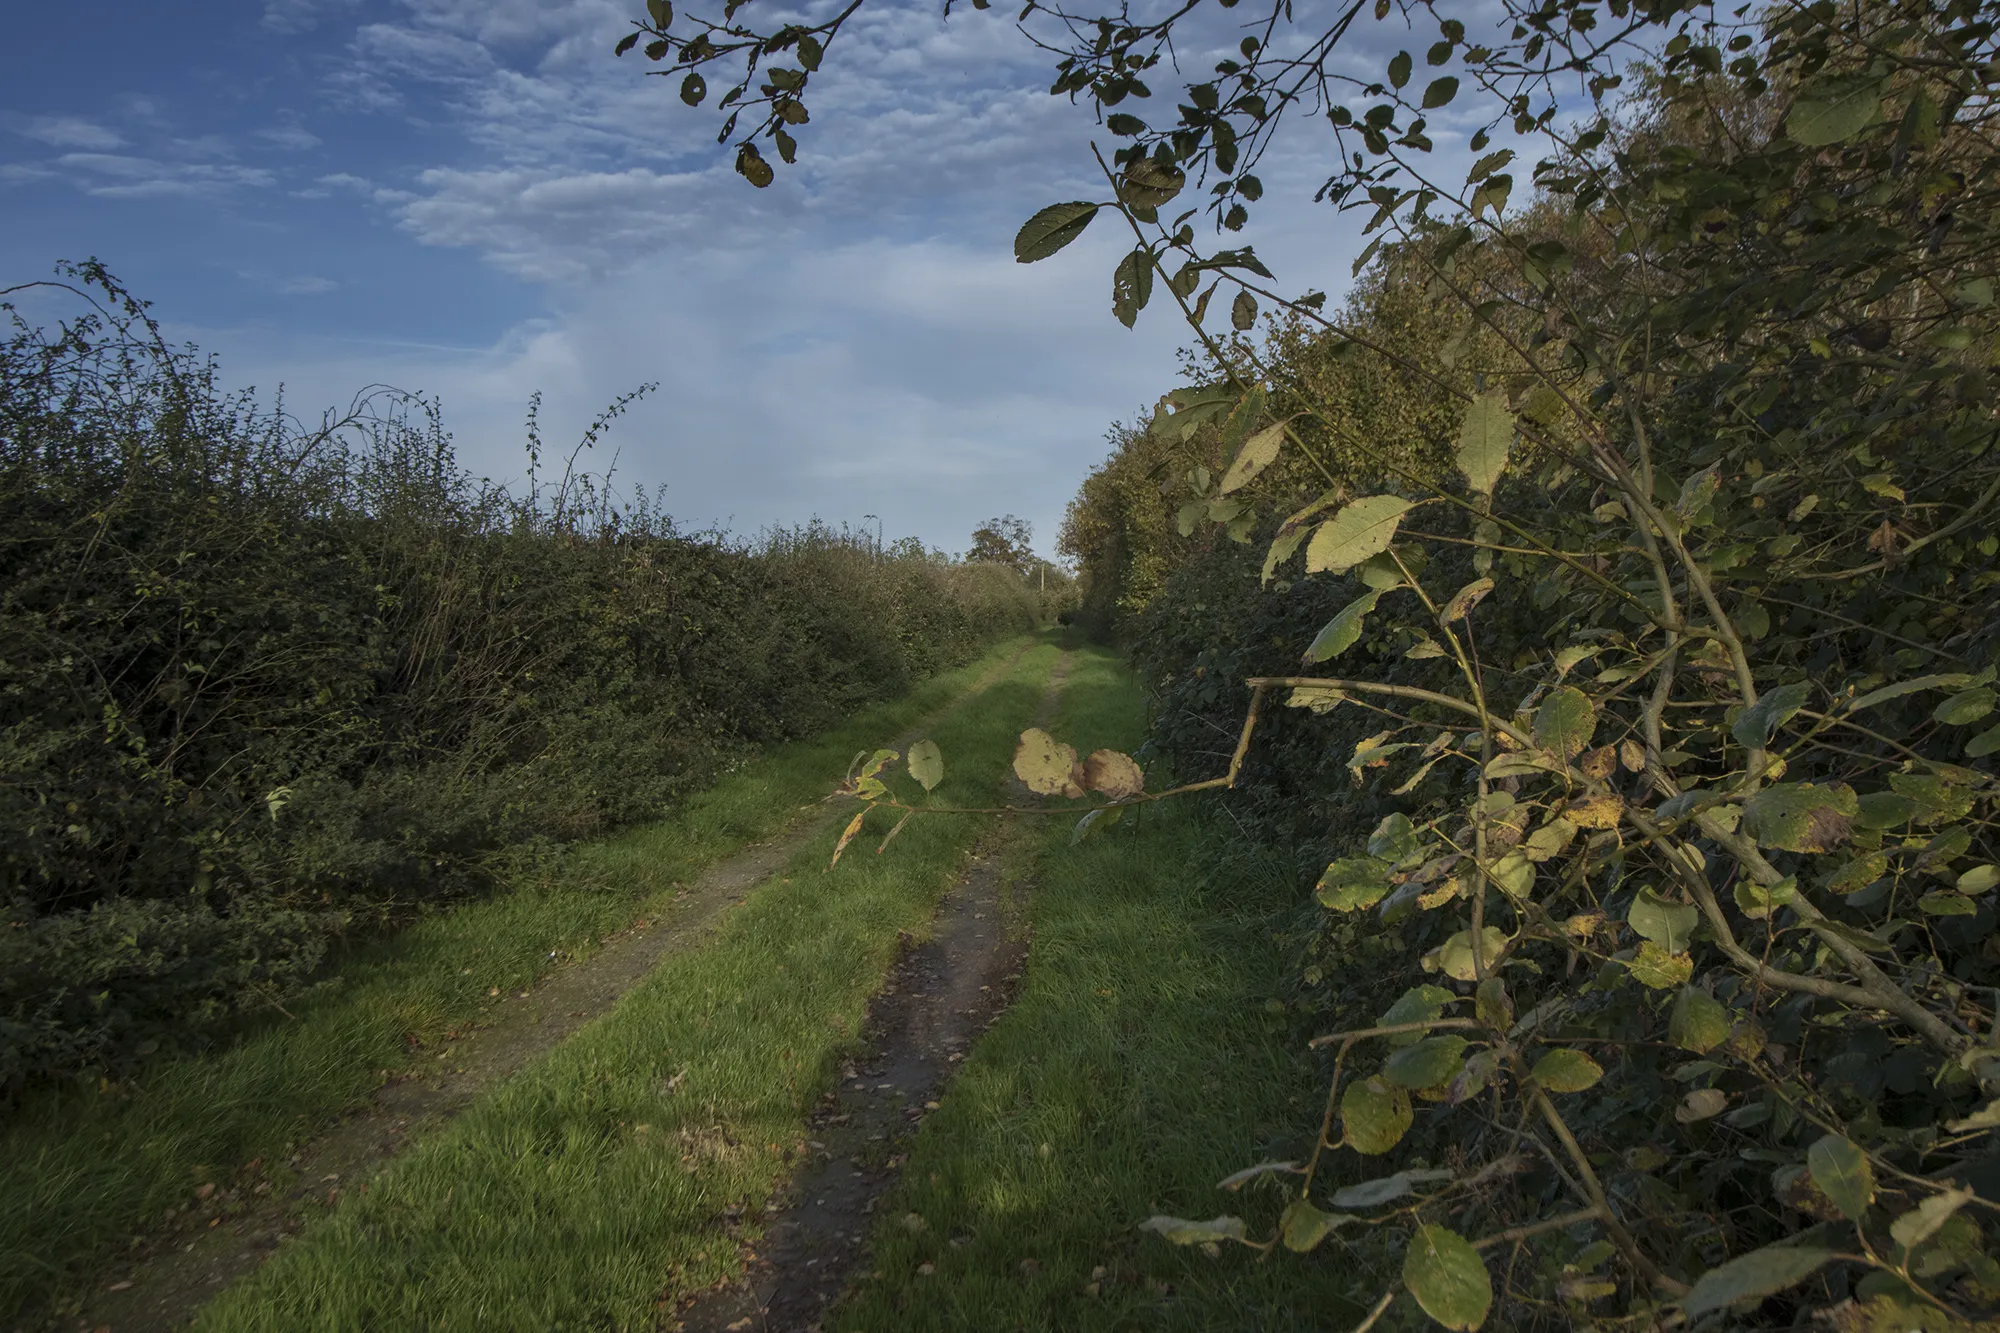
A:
<box><xmin>0</xmin><ymin>265</ymin><xmax>1038</xmax><ymax>1095</ymax></box>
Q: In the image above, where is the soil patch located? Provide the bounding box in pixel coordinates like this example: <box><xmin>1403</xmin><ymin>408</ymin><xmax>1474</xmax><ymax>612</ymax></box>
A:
<box><xmin>57</xmin><ymin>651</ymin><xmax>1028</xmax><ymax>1333</ymax></box>
<box><xmin>673</xmin><ymin>652</ymin><xmax>1070</xmax><ymax>1333</ymax></box>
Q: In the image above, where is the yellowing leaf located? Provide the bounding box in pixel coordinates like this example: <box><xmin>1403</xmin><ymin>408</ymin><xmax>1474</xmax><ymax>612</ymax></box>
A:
<box><xmin>1456</xmin><ymin>390</ymin><xmax>1513</xmax><ymax>496</ymax></box>
<box><xmin>1564</xmin><ymin>794</ymin><xmax>1624</xmax><ymax>829</ymax></box>
<box><xmin>1219</xmin><ymin>421</ymin><xmax>1286</xmax><ymax>494</ymax></box>
<box><xmin>906</xmin><ymin>739</ymin><xmax>943</xmax><ymax>792</ymax></box>
<box><xmin>1304</xmin><ymin>496</ymin><xmax>1415</xmax><ymax>575</ymax></box>
<box><xmin>1628</xmin><ymin>940</ymin><xmax>1693</xmax><ymax>990</ymax></box>
<box><xmin>1012</xmin><ymin>728</ymin><xmax>1080</xmax><ymax>797</ymax></box>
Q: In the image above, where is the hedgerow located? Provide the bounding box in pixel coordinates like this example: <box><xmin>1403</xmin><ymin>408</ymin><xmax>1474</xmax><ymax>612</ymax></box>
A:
<box><xmin>0</xmin><ymin>265</ymin><xmax>1039</xmax><ymax>1095</ymax></box>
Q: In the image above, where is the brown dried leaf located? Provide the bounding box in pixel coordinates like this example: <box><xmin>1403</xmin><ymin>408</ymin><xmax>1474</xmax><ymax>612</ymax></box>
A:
<box><xmin>1083</xmin><ymin>750</ymin><xmax>1145</xmax><ymax>800</ymax></box>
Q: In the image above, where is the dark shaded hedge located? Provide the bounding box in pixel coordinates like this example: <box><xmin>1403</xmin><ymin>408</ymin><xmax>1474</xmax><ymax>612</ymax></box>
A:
<box><xmin>0</xmin><ymin>269</ymin><xmax>1039</xmax><ymax>1094</ymax></box>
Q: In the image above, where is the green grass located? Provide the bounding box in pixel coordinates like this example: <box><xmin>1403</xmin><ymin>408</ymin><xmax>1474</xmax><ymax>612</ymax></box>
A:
<box><xmin>193</xmin><ymin>643</ymin><xmax>1063</xmax><ymax>1331</ymax></box>
<box><xmin>834</xmin><ymin>647</ymin><xmax>1368</xmax><ymax>1332</ymax></box>
<box><xmin>0</xmin><ymin>636</ymin><xmax>1038</xmax><ymax>1324</ymax></box>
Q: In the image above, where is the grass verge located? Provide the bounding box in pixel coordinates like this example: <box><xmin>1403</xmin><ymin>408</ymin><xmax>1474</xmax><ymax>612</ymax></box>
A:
<box><xmin>834</xmin><ymin>647</ymin><xmax>1367</xmax><ymax>1331</ymax></box>
<box><xmin>191</xmin><ymin>643</ymin><xmax>1063</xmax><ymax>1331</ymax></box>
<box><xmin>0</xmin><ymin>635</ymin><xmax>1038</xmax><ymax>1324</ymax></box>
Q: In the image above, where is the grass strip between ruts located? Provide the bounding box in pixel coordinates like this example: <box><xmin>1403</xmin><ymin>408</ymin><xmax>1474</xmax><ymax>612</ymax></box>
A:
<box><xmin>0</xmin><ymin>634</ymin><xmax>1042</xmax><ymax>1324</ymax></box>
<box><xmin>834</xmin><ymin>647</ymin><xmax>1369</xmax><ymax>1332</ymax></box>
<box><xmin>191</xmin><ymin>643</ymin><xmax>1062</xmax><ymax>1331</ymax></box>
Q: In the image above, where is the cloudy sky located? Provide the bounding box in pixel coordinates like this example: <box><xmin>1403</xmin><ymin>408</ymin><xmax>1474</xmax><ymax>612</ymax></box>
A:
<box><xmin>1</xmin><ymin>0</ymin><xmax>1461</xmax><ymax>557</ymax></box>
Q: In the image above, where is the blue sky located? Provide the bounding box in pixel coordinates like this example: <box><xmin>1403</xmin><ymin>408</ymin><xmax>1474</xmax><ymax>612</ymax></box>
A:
<box><xmin>1</xmin><ymin>0</ymin><xmax>1466</xmax><ymax>557</ymax></box>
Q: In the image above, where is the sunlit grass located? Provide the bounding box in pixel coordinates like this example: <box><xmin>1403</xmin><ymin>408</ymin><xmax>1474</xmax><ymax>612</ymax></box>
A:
<box><xmin>192</xmin><ymin>644</ymin><xmax>1062</xmax><ymax>1331</ymax></box>
<box><xmin>835</xmin><ymin>648</ymin><xmax>1368</xmax><ymax>1331</ymax></box>
<box><xmin>0</xmin><ymin>636</ymin><xmax>1039</xmax><ymax>1324</ymax></box>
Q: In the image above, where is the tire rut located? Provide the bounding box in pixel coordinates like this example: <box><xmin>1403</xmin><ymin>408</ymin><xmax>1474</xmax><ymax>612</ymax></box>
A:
<box><xmin>673</xmin><ymin>650</ymin><xmax>1072</xmax><ymax>1333</ymax></box>
<box><xmin>56</xmin><ymin>648</ymin><xmax>1034</xmax><ymax>1333</ymax></box>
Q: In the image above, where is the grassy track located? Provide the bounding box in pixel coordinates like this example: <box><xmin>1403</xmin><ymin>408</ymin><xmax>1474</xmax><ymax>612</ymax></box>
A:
<box><xmin>835</xmin><ymin>648</ymin><xmax>1366</xmax><ymax>1331</ymax></box>
<box><xmin>192</xmin><ymin>644</ymin><xmax>1062</xmax><ymax>1331</ymax></box>
<box><xmin>0</xmin><ymin>636</ymin><xmax>1035</xmax><ymax>1324</ymax></box>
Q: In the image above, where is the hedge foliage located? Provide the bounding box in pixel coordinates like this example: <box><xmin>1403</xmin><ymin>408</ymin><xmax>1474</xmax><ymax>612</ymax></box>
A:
<box><xmin>1053</xmin><ymin>2</ymin><xmax>2000</xmax><ymax>1325</ymax></box>
<box><xmin>0</xmin><ymin>266</ymin><xmax>1040</xmax><ymax>1095</ymax></box>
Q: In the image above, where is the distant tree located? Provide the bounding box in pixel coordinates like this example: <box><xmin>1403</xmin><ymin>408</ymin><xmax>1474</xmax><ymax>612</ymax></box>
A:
<box><xmin>966</xmin><ymin>515</ymin><xmax>1033</xmax><ymax>572</ymax></box>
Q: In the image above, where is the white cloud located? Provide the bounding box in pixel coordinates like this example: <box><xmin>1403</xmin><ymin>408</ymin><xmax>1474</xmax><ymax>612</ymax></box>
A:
<box><xmin>261</xmin><ymin>0</ymin><xmax>363</xmax><ymax>35</ymax></box>
<box><xmin>14</xmin><ymin>115</ymin><xmax>124</xmax><ymax>150</ymax></box>
<box><xmin>277</xmin><ymin>275</ymin><xmax>339</xmax><ymax>294</ymax></box>
<box><xmin>54</xmin><ymin>153</ymin><xmax>276</xmax><ymax>199</ymax></box>
<box><xmin>256</xmin><ymin>124</ymin><xmax>325</xmax><ymax>152</ymax></box>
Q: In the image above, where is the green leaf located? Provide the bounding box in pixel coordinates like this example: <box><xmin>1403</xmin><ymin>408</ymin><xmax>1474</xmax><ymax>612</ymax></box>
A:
<box><xmin>1402</xmin><ymin>1225</ymin><xmax>1492</xmax><ymax>1331</ymax></box>
<box><xmin>1530</xmin><ymin>1048</ymin><xmax>1603</xmax><ymax>1093</ymax></box>
<box><xmin>1377</xmin><ymin>985</ymin><xmax>1456</xmax><ymax>1044</ymax></box>
<box><xmin>1487</xmin><ymin>849</ymin><xmax>1534</xmax><ymax>898</ymax></box>
<box><xmin>1627</xmin><ymin>889</ymin><xmax>1698</xmax><ymax>954</ymax></box>
<box><xmin>1280</xmin><ymin>1200</ymin><xmax>1356</xmax><ymax>1252</ymax></box>
<box><xmin>1683</xmin><ymin>1245</ymin><xmax>1839</xmax><ymax>1318</ymax></box>
<box><xmin>1968</xmin><ymin>722</ymin><xmax>2000</xmax><ymax>758</ymax></box>
<box><xmin>906</xmin><ymin>739</ymin><xmax>943</xmax><ymax>792</ymax></box>
<box><xmin>1305</xmin><ymin>496</ymin><xmax>1414</xmax><ymax>574</ymax></box>
<box><xmin>1219</xmin><ymin>421</ymin><xmax>1285</xmax><ymax>494</ymax></box>
<box><xmin>1316</xmin><ymin>856</ymin><xmax>1393</xmax><ymax>912</ymax></box>
<box><xmin>1119</xmin><ymin>157</ymin><xmax>1185</xmax><ymax>209</ymax></box>
<box><xmin>1139</xmin><ymin>1214</ymin><xmax>1246</xmax><ymax>1245</ymax></box>
<box><xmin>735</xmin><ymin>143</ymin><xmax>773</xmax><ymax>187</ymax></box>
<box><xmin>1303</xmin><ymin>589</ymin><xmax>1383</xmax><ymax>663</ymax></box>
<box><xmin>1231</xmin><ymin>290</ymin><xmax>1257</xmax><ymax>330</ymax></box>
<box><xmin>1806</xmin><ymin>1135</ymin><xmax>1874</xmax><ymax>1221</ymax></box>
<box><xmin>1341</xmin><ymin>1075</ymin><xmax>1414</xmax><ymax>1154</ymax></box>
<box><xmin>1456</xmin><ymin>390</ymin><xmax>1513</xmax><ymax>496</ymax></box>
<box><xmin>1387</xmin><ymin>51</ymin><xmax>1412</xmax><ymax>89</ymax></box>
<box><xmin>1422</xmin><ymin>75</ymin><xmax>1459</xmax><ymax>109</ymax></box>
<box><xmin>647</xmin><ymin>0</ymin><xmax>672</xmax><ymax>25</ymax></box>
<box><xmin>1935</xmin><ymin>687</ymin><xmax>1996</xmax><ymax>726</ymax></box>
<box><xmin>1846</xmin><ymin>672</ymin><xmax>1978</xmax><ymax>713</ymax></box>
<box><xmin>1733</xmin><ymin>874</ymin><xmax>1798</xmax><ymax>921</ymax></box>
<box><xmin>1112</xmin><ymin>248</ymin><xmax>1154</xmax><ymax>328</ymax></box>
<box><xmin>1669</xmin><ymin>989</ymin><xmax>1730</xmax><ymax>1055</ymax></box>
<box><xmin>1533</xmin><ymin>686</ymin><xmax>1596</xmax><ymax>759</ymax></box>
<box><xmin>1367</xmin><ymin>812</ymin><xmax>1422</xmax><ymax>865</ymax></box>
<box><xmin>1741</xmin><ymin>783</ymin><xmax>1857</xmax><ymax>853</ymax></box>
<box><xmin>1787</xmin><ymin>76</ymin><xmax>1886</xmax><ymax>147</ymax></box>
<box><xmin>1013</xmin><ymin>202</ymin><xmax>1099</xmax><ymax>263</ymax></box>
<box><xmin>1919</xmin><ymin>891</ymin><xmax>1977</xmax><ymax>917</ymax></box>
<box><xmin>1384</xmin><ymin>1036</ymin><xmax>1469</xmax><ymax>1089</ymax></box>
<box><xmin>1733</xmin><ymin>682</ymin><xmax>1810</xmax><ymax>749</ymax></box>
<box><xmin>680</xmin><ymin>71</ymin><xmax>707</xmax><ymax>103</ymax></box>
<box><xmin>1959</xmin><ymin>865</ymin><xmax>2000</xmax><ymax>895</ymax></box>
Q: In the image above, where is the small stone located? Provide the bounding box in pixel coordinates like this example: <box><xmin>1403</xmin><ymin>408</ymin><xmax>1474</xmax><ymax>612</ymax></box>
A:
<box><xmin>916</xmin><ymin>1262</ymin><xmax>936</xmax><ymax>1276</ymax></box>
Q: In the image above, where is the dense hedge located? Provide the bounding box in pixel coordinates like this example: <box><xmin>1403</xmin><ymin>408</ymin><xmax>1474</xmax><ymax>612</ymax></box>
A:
<box><xmin>0</xmin><ymin>268</ymin><xmax>1039</xmax><ymax>1095</ymax></box>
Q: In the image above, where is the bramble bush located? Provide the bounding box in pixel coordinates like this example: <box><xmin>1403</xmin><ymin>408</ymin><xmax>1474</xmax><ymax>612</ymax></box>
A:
<box><xmin>630</xmin><ymin>0</ymin><xmax>2000</xmax><ymax>1323</ymax></box>
<box><xmin>0</xmin><ymin>265</ymin><xmax>1039</xmax><ymax>1096</ymax></box>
